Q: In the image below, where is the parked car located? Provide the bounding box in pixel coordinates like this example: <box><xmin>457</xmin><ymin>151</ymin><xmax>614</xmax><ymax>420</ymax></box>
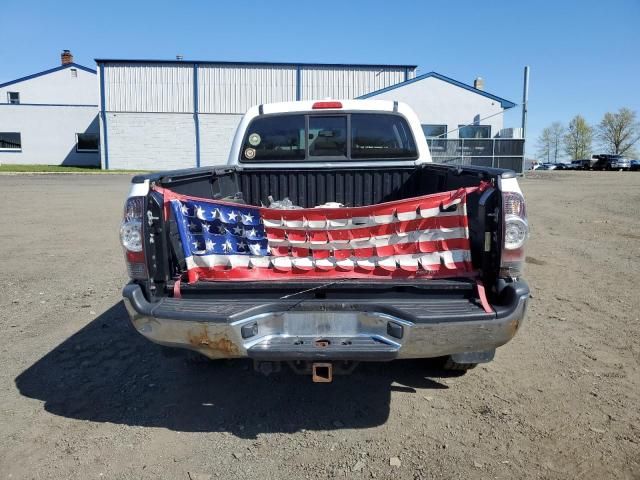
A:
<box><xmin>553</xmin><ymin>163</ymin><xmax>570</xmax><ymax>170</ymax></box>
<box><xmin>592</xmin><ymin>154</ymin><xmax>631</xmax><ymax>171</ymax></box>
<box><xmin>539</xmin><ymin>163</ymin><xmax>568</xmax><ymax>170</ymax></box>
<box><xmin>630</xmin><ymin>160</ymin><xmax>640</xmax><ymax>171</ymax></box>
<box><xmin>570</xmin><ymin>159</ymin><xmax>593</xmax><ymax>170</ymax></box>
<box><xmin>120</xmin><ymin>99</ymin><xmax>529</xmax><ymax>381</ymax></box>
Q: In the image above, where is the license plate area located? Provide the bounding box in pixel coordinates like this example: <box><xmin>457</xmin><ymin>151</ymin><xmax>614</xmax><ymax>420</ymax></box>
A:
<box><xmin>282</xmin><ymin>312</ymin><xmax>360</xmax><ymax>336</ymax></box>
<box><xmin>233</xmin><ymin>310</ymin><xmax>410</xmax><ymax>354</ymax></box>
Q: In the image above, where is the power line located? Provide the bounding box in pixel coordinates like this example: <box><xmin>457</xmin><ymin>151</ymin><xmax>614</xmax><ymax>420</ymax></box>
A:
<box><xmin>435</xmin><ymin>106</ymin><xmax>521</xmax><ymax>138</ymax></box>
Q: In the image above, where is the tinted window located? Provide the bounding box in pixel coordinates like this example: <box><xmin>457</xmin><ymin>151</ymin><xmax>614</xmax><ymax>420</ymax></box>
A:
<box><xmin>0</xmin><ymin>132</ymin><xmax>21</xmax><ymax>149</ymax></box>
<box><xmin>309</xmin><ymin>116</ymin><xmax>347</xmax><ymax>157</ymax></box>
<box><xmin>242</xmin><ymin>115</ymin><xmax>305</xmax><ymax>161</ymax></box>
<box><xmin>421</xmin><ymin>124</ymin><xmax>447</xmax><ymax>138</ymax></box>
<box><xmin>76</xmin><ymin>133</ymin><xmax>99</xmax><ymax>152</ymax></box>
<box><xmin>459</xmin><ymin>125</ymin><xmax>491</xmax><ymax>139</ymax></box>
<box><xmin>351</xmin><ymin>114</ymin><xmax>417</xmax><ymax>159</ymax></box>
<box><xmin>240</xmin><ymin>112</ymin><xmax>417</xmax><ymax>162</ymax></box>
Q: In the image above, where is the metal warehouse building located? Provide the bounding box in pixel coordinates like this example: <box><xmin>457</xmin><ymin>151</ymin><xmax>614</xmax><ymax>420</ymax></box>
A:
<box><xmin>97</xmin><ymin>59</ymin><xmax>522</xmax><ymax>171</ymax></box>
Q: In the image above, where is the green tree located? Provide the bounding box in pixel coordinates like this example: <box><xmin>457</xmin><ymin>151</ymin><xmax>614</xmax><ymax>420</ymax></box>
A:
<box><xmin>596</xmin><ymin>108</ymin><xmax>640</xmax><ymax>156</ymax></box>
<box><xmin>563</xmin><ymin>115</ymin><xmax>593</xmax><ymax>160</ymax></box>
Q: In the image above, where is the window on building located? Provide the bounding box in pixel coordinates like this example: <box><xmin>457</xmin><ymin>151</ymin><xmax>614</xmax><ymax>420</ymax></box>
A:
<box><xmin>421</xmin><ymin>124</ymin><xmax>447</xmax><ymax>138</ymax></box>
<box><xmin>70</xmin><ymin>68</ymin><xmax>78</xmax><ymax>78</ymax></box>
<box><xmin>7</xmin><ymin>92</ymin><xmax>20</xmax><ymax>104</ymax></box>
<box><xmin>76</xmin><ymin>133</ymin><xmax>99</xmax><ymax>152</ymax></box>
<box><xmin>458</xmin><ymin>125</ymin><xmax>491</xmax><ymax>139</ymax></box>
<box><xmin>0</xmin><ymin>132</ymin><xmax>22</xmax><ymax>150</ymax></box>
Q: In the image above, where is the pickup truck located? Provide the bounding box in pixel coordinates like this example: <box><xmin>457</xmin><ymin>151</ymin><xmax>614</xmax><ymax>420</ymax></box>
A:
<box><xmin>591</xmin><ymin>154</ymin><xmax>631</xmax><ymax>171</ymax></box>
<box><xmin>121</xmin><ymin>99</ymin><xmax>529</xmax><ymax>382</ymax></box>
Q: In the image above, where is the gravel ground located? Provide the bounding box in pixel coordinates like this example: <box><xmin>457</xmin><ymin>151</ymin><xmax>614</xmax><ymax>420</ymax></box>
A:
<box><xmin>0</xmin><ymin>171</ymin><xmax>638</xmax><ymax>479</ymax></box>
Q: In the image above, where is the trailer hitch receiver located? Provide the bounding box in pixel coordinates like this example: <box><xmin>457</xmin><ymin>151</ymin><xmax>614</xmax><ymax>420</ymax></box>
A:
<box><xmin>312</xmin><ymin>363</ymin><xmax>333</xmax><ymax>383</ymax></box>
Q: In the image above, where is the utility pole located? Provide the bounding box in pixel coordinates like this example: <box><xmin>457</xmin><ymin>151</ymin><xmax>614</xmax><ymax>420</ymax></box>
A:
<box><xmin>521</xmin><ymin>66</ymin><xmax>529</xmax><ymax>141</ymax></box>
<box><xmin>522</xmin><ymin>66</ymin><xmax>529</xmax><ymax>169</ymax></box>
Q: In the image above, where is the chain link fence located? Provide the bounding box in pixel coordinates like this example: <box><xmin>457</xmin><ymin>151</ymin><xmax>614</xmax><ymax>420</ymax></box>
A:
<box><xmin>426</xmin><ymin>139</ymin><xmax>525</xmax><ymax>174</ymax></box>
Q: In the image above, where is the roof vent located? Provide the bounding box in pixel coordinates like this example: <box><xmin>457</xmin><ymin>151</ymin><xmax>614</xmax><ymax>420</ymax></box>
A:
<box><xmin>474</xmin><ymin>77</ymin><xmax>484</xmax><ymax>91</ymax></box>
<box><xmin>176</xmin><ymin>55</ymin><xmax>184</xmax><ymax>61</ymax></box>
<box><xmin>61</xmin><ymin>50</ymin><xmax>73</xmax><ymax>65</ymax></box>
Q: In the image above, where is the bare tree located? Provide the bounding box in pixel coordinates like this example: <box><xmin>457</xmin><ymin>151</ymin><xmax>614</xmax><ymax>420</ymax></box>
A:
<box><xmin>536</xmin><ymin>127</ymin><xmax>553</xmax><ymax>162</ymax></box>
<box><xmin>537</xmin><ymin>122</ymin><xmax>565</xmax><ymax>162</ymax></box>
<box><xmin>596</xmin><ymin>108</ymin><xmax>640</xmax><ymax>156</ymax></box>
<box><xmin>563</xmin><ymin>115</ymin><xmax>593</xmax><ymax>160</ymax></box>
<box><xmin>550</xmin><ymin>122</ymin><xmax>565</xmax><ymax>162</ymax></box>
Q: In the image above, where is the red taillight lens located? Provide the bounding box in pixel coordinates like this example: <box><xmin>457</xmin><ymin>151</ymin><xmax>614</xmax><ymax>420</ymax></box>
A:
<box><xmin>312</xmin><ymin>101</ymin><xmax>342</xmax><ymax>109</ymax></box>
<box><xmin>500</xmin><ymin>192</ymin><xmax>529</xmax><ymax>278</ymax></box>
<box><xmin>120</xmin><ymin>197</ymin><xmax>147</xmax><ymax>279</ymax></box>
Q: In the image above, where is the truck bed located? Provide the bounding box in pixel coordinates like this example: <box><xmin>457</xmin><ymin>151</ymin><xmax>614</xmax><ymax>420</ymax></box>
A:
<box><xmin>145</xmin><ymin>163</ymin><xmax>509</xmax><ymax>208</ymax></box>
<box><xmin>141</xmin><ymin>163</ymin><xmax>505</xmax><ymax>293</ymax></box>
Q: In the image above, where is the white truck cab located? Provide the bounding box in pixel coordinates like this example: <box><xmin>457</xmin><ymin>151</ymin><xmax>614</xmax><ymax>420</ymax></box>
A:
<box><xmin>227</xmin><ymin>99</ymin><xmax>432</xmax><ymax>169</ymax></box>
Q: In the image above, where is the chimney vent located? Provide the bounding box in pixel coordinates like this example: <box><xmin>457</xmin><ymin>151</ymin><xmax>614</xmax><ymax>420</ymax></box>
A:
<box><xmin>176</xmin><ymin>55</ymin><xmax>183</xmax><ymax>61</ymax></box>
<box><xmin>61</xmin><ymin>50</ymin><xmax>73</xmax><ymax>65</ymax></box>
<box><xmin>474</xmin><ymin>76</ymin><xmax>484</xmax><ymax>91</ymax></box>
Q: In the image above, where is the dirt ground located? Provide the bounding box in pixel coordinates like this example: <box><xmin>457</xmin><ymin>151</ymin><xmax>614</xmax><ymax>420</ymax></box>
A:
<box><xmin>0</xmin><ymin>171</ymin><xmax>638</xmax><ymax>479</ymax></box>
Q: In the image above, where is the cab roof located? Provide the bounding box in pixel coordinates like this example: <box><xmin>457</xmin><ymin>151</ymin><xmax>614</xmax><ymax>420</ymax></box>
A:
<box><xmin>251</xmin><ymin>99</ymin><xmax>402</xmax><ymax>116</ymax></box>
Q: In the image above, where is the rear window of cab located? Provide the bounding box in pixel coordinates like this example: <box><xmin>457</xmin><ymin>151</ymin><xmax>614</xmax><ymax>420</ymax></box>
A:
<box><xmin>240</xmin><ymin>113</ymin><xmax>418</xmax><ymax>162</ymax></box>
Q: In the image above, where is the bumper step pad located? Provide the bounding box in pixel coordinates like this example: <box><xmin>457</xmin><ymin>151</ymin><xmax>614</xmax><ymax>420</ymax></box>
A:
<box><xmin>247</xmin><ymin>336</ymin><xmax>399</xmax><ymax>361</ymax></box>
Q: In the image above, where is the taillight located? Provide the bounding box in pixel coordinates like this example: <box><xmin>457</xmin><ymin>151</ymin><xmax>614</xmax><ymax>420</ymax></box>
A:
<box><xmin>120</xmin><ymin>196</ymin><xmax>147</xmax><ymax>279</ymax></box>
<box><xmin>500</xmin><ymin>191</ymin><xmax>529</xmax><ymax>278</ymax></box>
<box><xmin>312</xmin><ymin>101</ymin><xmax>342</xmax><ymax>109</ymax></box>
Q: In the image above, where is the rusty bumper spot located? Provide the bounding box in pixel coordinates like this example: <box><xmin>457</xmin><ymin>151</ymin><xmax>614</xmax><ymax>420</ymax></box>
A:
<box><xmin>506</xmin><ymin>319</ymin><xmax>520</xmax><ymax>339</ymax></box>
<box><xmin>188</xmin><ymin>327</ymin><xmax>239</xmax><ymax>357</ymax></box>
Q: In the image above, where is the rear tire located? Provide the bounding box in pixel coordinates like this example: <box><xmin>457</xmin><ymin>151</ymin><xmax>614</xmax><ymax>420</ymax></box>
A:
<box><xmin>442</xmin><ymin>356</ymin><xmax>478</xmax><ymax>372</ymax></box>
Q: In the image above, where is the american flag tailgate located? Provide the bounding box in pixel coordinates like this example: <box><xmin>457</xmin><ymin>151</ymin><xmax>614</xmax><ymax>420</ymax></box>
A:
<box><xmin>158</xmin><ymin>185</ymin><xmax>484</xmax><ymax>282</ymax></box>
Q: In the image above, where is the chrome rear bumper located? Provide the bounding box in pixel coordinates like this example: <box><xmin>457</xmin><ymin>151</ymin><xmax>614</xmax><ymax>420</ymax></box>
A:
<box><xmin>123</xmin><ymin>282</ymin><xmax>528</xmax><ymax>361</ymax></box>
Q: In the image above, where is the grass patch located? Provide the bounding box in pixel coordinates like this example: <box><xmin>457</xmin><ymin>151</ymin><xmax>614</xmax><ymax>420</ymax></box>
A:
<box><xmin>0</xmin><ymin>164</ymin><xmax>148</xmax><ymax>173</ymax></box>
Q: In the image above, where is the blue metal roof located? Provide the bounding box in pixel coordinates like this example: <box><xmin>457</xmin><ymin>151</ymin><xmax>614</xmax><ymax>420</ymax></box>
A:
<box><xmin>0</xmin><ymin>63</ymin><xmax>96</xmax><ymax>89</ymax></box>
<box><xmin>357</xmin><ymin>71</ymin><xmax>516</xmax><ymax>109</ymax></box>
<box><xmin>94</xmin><ymin>58</ymin><xmax>418</xmax><ymax>70</ymax></box>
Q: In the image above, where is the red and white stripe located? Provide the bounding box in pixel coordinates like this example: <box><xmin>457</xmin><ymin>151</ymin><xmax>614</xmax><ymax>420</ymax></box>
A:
<box><xmin>161</xmin><ymin>185</ymin><xmax>485</xmax><ymax>282</ymax></box>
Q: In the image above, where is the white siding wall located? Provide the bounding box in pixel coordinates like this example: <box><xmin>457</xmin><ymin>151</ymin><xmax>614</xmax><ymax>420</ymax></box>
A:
<box><xmin>0</xmin><ymin>105</ymin><xmax>99</xmax><ymax>166</ymax></box>
<box><xmin>99</xmin><ymin>62</ymin><xmax>417</xmax><ymax>169</ymax></box>
<box><xmin>366</xmin><ymin>77</ymin><xmax>504</xmax><ymax>139</ymax></box>
<box><xmin>104</xmin><ymin>113</ymin><xmax>195</xmax><ymax>170</ymax></box>
<box><xmin>101</xmin><ymin>62</ymin><xmax>412</xmax><ymax>114</ymax></box>
<box><xmin>0</xmin><ymin>67</ymin><xmax>97</xmax><ymax>105</ymax></box>
<box><xmin>0</xmin><ymin>65</ymin><xmax>99</xmax><ymax>166</ymax></box>
<box><xmin>198</xmin><ymin>65</ymin><xmax>296</xmax><ymax>114</ymax></box>
<box><xmin>199</xmin><ymin>114</ymin><xmax>242</xmax><ymax>166</ymax></box>
<box><xmin>300</xmin><ymin>66</ymin><xmax>408</xmax><ymax>100</ymax></box>
<box><xmin>103</xmin><ymin>63</ymin><xmax>194</xmax><ymax>112</ymax></box>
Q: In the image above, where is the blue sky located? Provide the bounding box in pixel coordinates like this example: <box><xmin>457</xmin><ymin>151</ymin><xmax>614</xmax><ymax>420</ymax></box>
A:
<box><xmin>1</xmin><ymin>0</ymin><xmax>639</xmax><ymax>153</ymax></box>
